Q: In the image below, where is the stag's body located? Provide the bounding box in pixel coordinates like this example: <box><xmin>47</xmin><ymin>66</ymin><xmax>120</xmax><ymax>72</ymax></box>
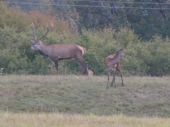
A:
<box><xmin>31</xmin><ymin>23</ymin><xmax>88</xmax><ymax>74</ymax></box>
<box><xmin>31</xmin><ymin>41</ymin><xmax>88</xmax><ymax>74</ymax></box>
<box><xmin>105</xmin><ymin>49</ymin><xmax>124</xmax><ymax>88</ymax></box>
<box><xmin>32</xmin><ymin>42</ymin><xmax>85</xmax><ymax>60</ymax></box>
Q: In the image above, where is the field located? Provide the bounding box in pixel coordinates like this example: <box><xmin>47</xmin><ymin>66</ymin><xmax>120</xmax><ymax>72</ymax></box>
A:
<box><xmin>1</xmin><ymin>113</ymin><xmax>170</xmax><ymax>127</ymax></box>
<box><xmin>0</xmin><ymin>75</ymin><xmax>170</xmax><ymax>126</ymax></box>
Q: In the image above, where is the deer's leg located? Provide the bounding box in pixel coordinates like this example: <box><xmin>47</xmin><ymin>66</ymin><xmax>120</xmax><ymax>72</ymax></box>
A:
<box><xmin>117</xmin><ymin>68</ymin><xmax>124</xmax><ymax>86</ymax></box>
<box><xmin>111</xmin><ymin>70</ymin><xmax>116</xmax><ymax>87</ymax></box>
<box><xmin>106</xmin><ymin>69</ymin><xmax>110</xmax><ymax>89</ymax></box>
<box><xmin>54</xmin><ymin>61</ymin><xmax>59</xmax><ymax>73</ymax></box>
<box><xmin>120</xmin><ymin>70</ymin><xmax>124</xmax><ymax>86</ymax></box>
<box><xmin>81</xmin><ymin>62</ymin><xmax>88</xmax><ymax>75</ymax></box>
<box><xmin>76</xmin><ymin>56</ymin><xmax>88</xmax><ymax>75</ymax></box>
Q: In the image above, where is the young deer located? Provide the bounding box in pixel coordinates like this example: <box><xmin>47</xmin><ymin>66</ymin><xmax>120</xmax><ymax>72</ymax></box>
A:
<box><xmin>30</xmin><ymin>23</ymin><xmax>88</xmax><ymax>74</ymax></box>
<box><xmin>105</xmin><ymin>49</ymin><xmax>124</xmax><ymax>88</ymax></box>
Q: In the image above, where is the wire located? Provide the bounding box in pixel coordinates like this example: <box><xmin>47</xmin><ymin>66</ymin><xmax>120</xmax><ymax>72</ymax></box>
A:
<box><xmin>1</xmin><ymin>0</ymin><xmax>170</xmax><ymax>5</ymax></box>
<box><xmin>3</xmin><ymin>1</ymin><xmax>170</xmax><ymax>10</ymax></box>
<box><xmin>64</xmin><ymin>0</ymin><xmax>170</xmax><ymax>5</ymax></box>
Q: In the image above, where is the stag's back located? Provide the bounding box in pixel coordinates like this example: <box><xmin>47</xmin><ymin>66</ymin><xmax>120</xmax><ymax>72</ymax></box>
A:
<box><xmin>45</xmin><ymin>44</ymin><xmax>86</xmax><ymax>59</ymax></box>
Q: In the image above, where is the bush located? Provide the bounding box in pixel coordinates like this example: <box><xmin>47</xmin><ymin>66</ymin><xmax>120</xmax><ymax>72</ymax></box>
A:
<box><xmin>0</xmin><ymin>4</ymin><xmax>170</xmax><ymax>76</ymax></box>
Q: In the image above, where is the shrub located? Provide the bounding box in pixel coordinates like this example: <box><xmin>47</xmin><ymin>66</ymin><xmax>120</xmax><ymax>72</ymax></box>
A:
<box><xmin>0</xmin><ymin>3</ymin><xmax>170</xmax><ymax>76</ymax></box>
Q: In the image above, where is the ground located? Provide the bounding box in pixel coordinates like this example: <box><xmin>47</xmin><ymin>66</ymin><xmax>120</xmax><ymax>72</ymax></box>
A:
<box><xmin>1</xmin><ymin>113</ymin><xmax>170</xmax><ymax>127</ymax></box>
<box><xmin>0</xmin><ymin>75</ymin><xmax>170</xmax><ymax>126</ymax></box>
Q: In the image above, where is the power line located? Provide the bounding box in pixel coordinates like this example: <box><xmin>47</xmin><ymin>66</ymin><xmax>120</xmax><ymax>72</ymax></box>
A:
<box><xmin>59</xmin><ymin>0</ymin><xmax>170</xmax><ymax>5</ymax></box>
<box><xmin>4</xmin><ymin>0</ymin><xmax>170</xmax><ymax>5</ymax></box>
<box><xmin>3</xmin><ymin>1</ymin><xmax>170</xmax><ymax>10</ymax></box>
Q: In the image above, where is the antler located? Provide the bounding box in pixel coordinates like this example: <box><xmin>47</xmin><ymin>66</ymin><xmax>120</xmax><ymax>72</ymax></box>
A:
<box><xmin>39</xmin><ymin>26</ymin><xmax>50</xmax><ymax>40</ymax></box>
<box><xmin>31</xmin><ymin>22</ymin><xmax>37</xmax><ymax>41</ymax></box>
<box><xmin>31</xmin><ymin>23</ymin><xmax>49</xmax><ymax>42</ymax></box>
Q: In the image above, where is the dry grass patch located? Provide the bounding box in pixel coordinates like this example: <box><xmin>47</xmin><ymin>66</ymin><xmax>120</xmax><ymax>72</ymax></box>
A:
<box><xmin>0</xmin><ymin>113</ymin><xmax>170</xmax><ymax>127</ymax></box>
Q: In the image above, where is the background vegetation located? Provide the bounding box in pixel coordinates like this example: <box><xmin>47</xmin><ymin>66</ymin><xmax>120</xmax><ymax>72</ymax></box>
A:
<box><xmin>0</xmin><ymin>1</ymin><xmax>170</xmax><ymax>76</ymax></box>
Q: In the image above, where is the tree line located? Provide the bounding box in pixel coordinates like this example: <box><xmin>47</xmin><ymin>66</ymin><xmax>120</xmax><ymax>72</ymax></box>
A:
<box><xmin>6</xmin><ymin>0</ymin><xmax>170</xmax><ymax>40</ymax></box>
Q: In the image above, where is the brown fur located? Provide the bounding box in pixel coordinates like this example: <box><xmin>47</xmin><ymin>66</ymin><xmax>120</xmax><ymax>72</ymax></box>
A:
<box><xmin>31</xmin><ymin>23</ymin><xmax>88</xmax><ymax>74</ymax></box>
<box><xmin>31</xmin><ymin>41</ymin><xmax>88</xmax><ymax>74</ymax></box>
<box><xmin>105</xmin><ymin>49</ymin><xmax>124</xmax><ymax>88</ymax></box>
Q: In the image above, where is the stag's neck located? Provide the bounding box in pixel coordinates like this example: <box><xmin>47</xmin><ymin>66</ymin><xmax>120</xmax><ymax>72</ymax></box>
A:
<box><xmin>38</xmin><ymin>43</ymin><xmax>51</xmax><ymax>57</ymax></box>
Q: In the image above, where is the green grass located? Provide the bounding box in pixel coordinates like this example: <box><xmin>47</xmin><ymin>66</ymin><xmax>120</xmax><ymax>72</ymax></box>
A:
<box><xmin>0</xmin><ymin>75</ymin><xmax>170</xmax><ymax>117</ymax></box>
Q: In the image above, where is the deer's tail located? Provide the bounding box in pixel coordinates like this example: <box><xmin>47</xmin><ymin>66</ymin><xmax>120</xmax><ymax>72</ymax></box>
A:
<box><xmin>77</xmin><ymin>45</ymin><xmax>86</xmax><ymax>56</ymax></box>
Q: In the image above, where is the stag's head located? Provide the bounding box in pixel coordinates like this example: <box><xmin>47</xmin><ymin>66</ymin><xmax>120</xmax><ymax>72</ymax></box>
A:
<box><xmin>31</xmin><ymin>40</ymin><xmax>44</xmax><ymax>51</ymax></box>
<box><xmin>31</xmin><ymin>23</ymin><xmax>49</xmax><ymax>52</ymax></box>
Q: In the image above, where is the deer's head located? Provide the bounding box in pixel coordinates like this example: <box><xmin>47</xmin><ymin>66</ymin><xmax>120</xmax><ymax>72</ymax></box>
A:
<box><xmin>31</xmin><ymin>23</ymin><xmax>49</xmax><ymax>52</ymax></box>
<box><xmin>117</xmin><ymin>49</ymin><xmax>124</xmax><ymax>59</ymax></box>
<box><xmin>31</xmin><ymin>40</ymin><xmax>44</xmax><ymax>51</ymax></box>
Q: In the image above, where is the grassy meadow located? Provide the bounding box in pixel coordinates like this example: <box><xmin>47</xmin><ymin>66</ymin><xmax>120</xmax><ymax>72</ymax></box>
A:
<box><xmin>0</xmin><ymin>75</ymin><xmax>170</xmax><ymax>126</ymax></box>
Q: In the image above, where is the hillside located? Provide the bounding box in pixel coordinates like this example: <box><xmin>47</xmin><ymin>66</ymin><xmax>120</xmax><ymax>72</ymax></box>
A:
<box><xmin>0</xmin><ymin>75</ymin><xmax>170</xmax><ymax>117</ymax></box>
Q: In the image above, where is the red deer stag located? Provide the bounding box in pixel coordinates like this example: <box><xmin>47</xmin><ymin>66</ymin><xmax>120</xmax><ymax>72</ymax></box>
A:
<box><xmin>30</xmin><ymin>23</ymin><xmax>88</xmax><ymax>74</ymax></box>
<box><xmin>105</xmin><ymin>49</ymin><xmax>124</xmax><ymax>88</ymax></box>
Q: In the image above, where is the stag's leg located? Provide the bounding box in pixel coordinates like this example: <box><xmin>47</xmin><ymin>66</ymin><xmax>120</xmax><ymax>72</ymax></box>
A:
<box><xmin>76</xmin><ymin>56</ymin><xmax>88</xmax><ymax>75</ymax></box>
<box><xmin>81</xmin><ymin>62</ymin><xmax>88</xmax><ymax>75</ymax></box>
<box><xmin>54</xmin><ymin>61</ymin><xmax>59</xmax><ymax>73</ymax></box>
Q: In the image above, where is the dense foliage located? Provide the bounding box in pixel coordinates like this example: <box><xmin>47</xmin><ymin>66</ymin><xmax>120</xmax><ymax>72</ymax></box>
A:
<box><xmin>0</xmin><ymin>2</ymin><xmax>170</xmax><ymax>76</ymax></box>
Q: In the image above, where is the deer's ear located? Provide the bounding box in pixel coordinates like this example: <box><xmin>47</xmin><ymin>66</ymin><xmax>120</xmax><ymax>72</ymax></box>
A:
<box><xmin>38</xmin><ymin>40</ymin><xmax>43</xmax><ymax>45</ymax></box>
